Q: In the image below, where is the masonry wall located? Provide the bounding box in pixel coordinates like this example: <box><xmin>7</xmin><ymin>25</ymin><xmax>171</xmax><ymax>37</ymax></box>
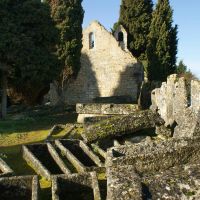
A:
<box><xmin>64</xmin><ymin>21</ymin><xmax>143</xmax><ymax>104</ymax></box>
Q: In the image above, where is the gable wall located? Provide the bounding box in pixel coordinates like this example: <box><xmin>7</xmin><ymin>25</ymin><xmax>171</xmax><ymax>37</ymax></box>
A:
<box><xmin>64</xmin><ymin>21</ymin><xmax>143</xmax><ymax>104</ymax></box>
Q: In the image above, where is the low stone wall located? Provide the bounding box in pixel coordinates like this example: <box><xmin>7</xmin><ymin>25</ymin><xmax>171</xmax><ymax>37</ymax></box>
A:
<box><xmin>23</xmin><ymin>143</ymin><xmax>71</xmax><ymax>180</ymax></box>
<box><xmin>55</xmin><ymin>139</ymin><xmax>104</xmax><ymax>173</ymax></box>
<box><xmin>0</xmin><ymin>175</ymin><xmax>39</xmax><ymax>200</ymax></box>
<box><xmin>106</xmin><ymin>137</ymin><xmax>200</xmax><ymax>173</ymax></box>
<box><xmin>76</xmin><ymin>103</ymin><xmax>138</xmax><ymax>115</ymax></box>
<box><xmin>0</xmin><ymin>158</ymin><xmax>13</xmax><ymax>177</ymax></box>
<box><xmin>52</xmin><ymin>172</ymin><xmax>101</xmax><ymax>200</ymax></box>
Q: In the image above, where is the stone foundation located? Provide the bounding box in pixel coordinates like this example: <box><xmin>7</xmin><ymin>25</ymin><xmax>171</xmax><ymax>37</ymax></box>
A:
<box><xmin>0</xmin><ymin>175</ymin><xmax>39</xmax><ymax>200</ymax></box>
<box><xmin>52</xmin><ymin>172</ymin><xmax>101</xmax><ymax>200</ymax></box>
<box><xmin>55</xmin><ymin>139</ymin><xmax>104</xmax><ymax>173</ymax></box>
<box><xmin>23</xmin><ymin>143</ymin><xmax>71</xmax><ymax>180</ymax></box>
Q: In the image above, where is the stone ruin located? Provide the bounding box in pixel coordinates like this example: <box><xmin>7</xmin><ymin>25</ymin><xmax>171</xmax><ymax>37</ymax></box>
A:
<box><xmin>2</xmin><ymin>74</ymin><xmax>200</xmax><ymax>199</ymax></box>
<box><xmin>0</xmin><ymin>175</ymin><xmax>39</xmax><ymax>200</ymax></box>
<box><xmin>151</xmin><ymin>74</ymin><xmax>200</xmax><ymax>138</ymax></box>
<box><xmin>52</xmin><ymin>172</ymin><xmax>101</xmax><ymax>200</ymax></box>
<box><xmin>47</xmin><ymin>21</ymin><xmax>143</xmax><ymax>106</ymax></box>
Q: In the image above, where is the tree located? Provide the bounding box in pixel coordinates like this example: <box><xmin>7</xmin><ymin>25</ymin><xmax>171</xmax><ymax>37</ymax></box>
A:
<box><xmin>176</xmin><ymin>60</ymin><xmax>197</xmax><ymax>81</ymax></box>
<box><xmin>176</xmin><ymin>60</ymin><xmax>187</xmax><ymax>74</ymax></box>
<box><xmin>0</xmin><ymin>0</ymin><xmax>58</xmax><ymax>118</ymax></box>
<box><xmin>147</xmin><ymin>0</ymin><xmax>178</xmax><ymax>81</ymax></box>
<box><xmin>47</xmin><ymin>0</ymin><xmax>84</xmax><ymax>87</ymax></box>
<box><xmin>119</xmin><ymin>0</ymin><xmax>153</xmax><ymax>60</ymax></box>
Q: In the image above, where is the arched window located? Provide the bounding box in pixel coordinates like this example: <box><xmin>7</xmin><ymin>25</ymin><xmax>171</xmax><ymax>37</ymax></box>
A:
<box><xmin>89</xmin><ymin>32</ymin><xmax>95</xmax><ymax>49</ymax></box>
<box><xmin>118</xmin><ymin>32</ymin><xmax>124</xmax><ymax>42</ymax></box>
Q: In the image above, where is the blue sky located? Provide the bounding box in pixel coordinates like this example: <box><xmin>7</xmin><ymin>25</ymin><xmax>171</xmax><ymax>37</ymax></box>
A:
<box><xmin>82</xmin><ymin>0</ymin><xmax>200</xmax><ymax>78</ymax></box>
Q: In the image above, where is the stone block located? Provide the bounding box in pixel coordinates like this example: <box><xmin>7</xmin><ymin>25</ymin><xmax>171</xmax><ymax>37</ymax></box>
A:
<box><xmin>76</xmin><ymin>103</ymin><xmax>139</xmax><ymax>115</ymax></box>
<box><xmin>82</xmin><ymin>110</ymin><xmax>163</xmax><ymax>143</ymax></box>
<box><xmin>151</xmin><ymin>74</ymin><xmax>188</xmax><ymax>126</ymax></box>
<box><xmin>174</xmin><ymin>107</ymin><xmax>200</xmax><ymax>138</ymax></box>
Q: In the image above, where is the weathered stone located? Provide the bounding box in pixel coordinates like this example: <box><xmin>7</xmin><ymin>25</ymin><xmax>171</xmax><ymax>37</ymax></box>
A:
<box><xmin>93</xmin><ymin>96</ymin><xmax>133</xmax><ymax>104</ymax></box>
<box><xmin>76</xmin><ymin>103</ymin><xmax>139</xmax><ymax>115</ymax></box>
<box><xmin>106</xmin><ymin>137</ymin><xmax>200</xmax><ymax>173</ymax></box>
<box><xmin>151</xmin><ymin>74</ymin><xmax>188</xmax><ymax>126</ymax></box>
<box><xmin>0</xmin><ymin>158</ymin><xmax>13</xmax><ymax>177</ymax></box>
<box><xmin>124</xmin><ymin>136</ymin><xmax>151</xmax><ymax>145</ymax></box>
<box><xmin>107</xmin><ymin>165</ymin><xmax>142</xmax><ymax>200</ymax></box>
<box><xmin>52</xmin><ymin>172</ymin><xmax>101</xmax><ymax>200</ymax></box>
<box><xmin>155</xmin><ymin>125</ymin><xmax>172</xmax><ymax>138</ymax></box>
<box><xmin>48</xmin><ymin>81</ymin><xmax>63</xmax><ymax>106</ymax></box>
<box><xmin>0</xmin><ymin>175</ymin><xmax>39</xmax><ymax>200</ymax></box>
<box><xmin>23</xmin><ymin>143</ymin><xmax>71</xmax><ymax>180</ymax></box>
<box><xmin>62</xmin><ymin>21</ymin><xmax>143</xmax><ymax>104</ymax></box>
<box><xmin>78</xmin><ymin>114</ymin><xmax>114</xmax><ymax>124</ymax></box>
<box><xmin>174</xmin><ymin>107</ymin><xmax>200</xmax><ymax>138</ymax></box>
<box><xmin>82</xmin><ymin>110</ymin><xmax>163</xmax><ymax>143</ymax></box>
<box><xmin>55</xmin><ymin>139</ymin><xmax>104</xmax><ymax>173</ymax></box>
<box><xmin>191</xmin><ymin>79</ymin><xmax>200</xmax><ymax>110</ymax></box>
<box><xmin>77</xmin><ymin>114</ymin><xmax>113</xmax><ymax>124</ymax></box>
<box><xmin>142</xmin><ymin>164</ymin><xmax>200</xmax><ymax>200</ymax></box>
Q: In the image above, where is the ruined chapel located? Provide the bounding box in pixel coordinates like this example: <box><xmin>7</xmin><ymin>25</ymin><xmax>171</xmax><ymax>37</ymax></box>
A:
<box><xmin>50</xmin><ymin>21</ymin><xmax>144</xmax><ymax>105</ymax></box>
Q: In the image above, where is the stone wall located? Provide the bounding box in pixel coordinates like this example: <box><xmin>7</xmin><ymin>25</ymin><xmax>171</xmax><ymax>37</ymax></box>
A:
<box><xmin>151</xmin><ymin>74</ymin><xmax>200</xmax><ymax>137</ymax></box>
<box><xmin>63</xmin><ymin>21</ymin><xmax>143</xmax><ymax>105</ymax></box>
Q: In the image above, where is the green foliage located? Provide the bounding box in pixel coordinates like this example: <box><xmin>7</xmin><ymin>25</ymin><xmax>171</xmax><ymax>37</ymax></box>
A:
<box><xmin>0</xmin><ymin>0</ymin><xmax>59</xmax><ymax>104</ymax></box>
<box><xmin>147</xmin><ymin>0</ymin><xmax>178</xmax><ymax>81</ymax></box>
<box><xmin>119</xmin><ymin>0</ymin><xmax>153</xmax><ymax>60</ymax></box>
<box><xmin>176</xmin><ymin>60</ymin><xmax>187</xmax><ymax>74</ymax></box>
<box><xmin>47</xmin><ymin>0</ymin><xmax>84</xmax><ymax>81</ymax></box>
<box><xmin>176</xmin><ymin>60</ymin><xmax>197</xmax><ymax>82</ymax></box>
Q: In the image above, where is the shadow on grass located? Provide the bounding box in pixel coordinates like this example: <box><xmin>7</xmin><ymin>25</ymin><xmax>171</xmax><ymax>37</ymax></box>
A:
<box><xmin>0</xmin><ymin>106</ymin><xmax>78</xmax><ymax>134</ymax></box>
